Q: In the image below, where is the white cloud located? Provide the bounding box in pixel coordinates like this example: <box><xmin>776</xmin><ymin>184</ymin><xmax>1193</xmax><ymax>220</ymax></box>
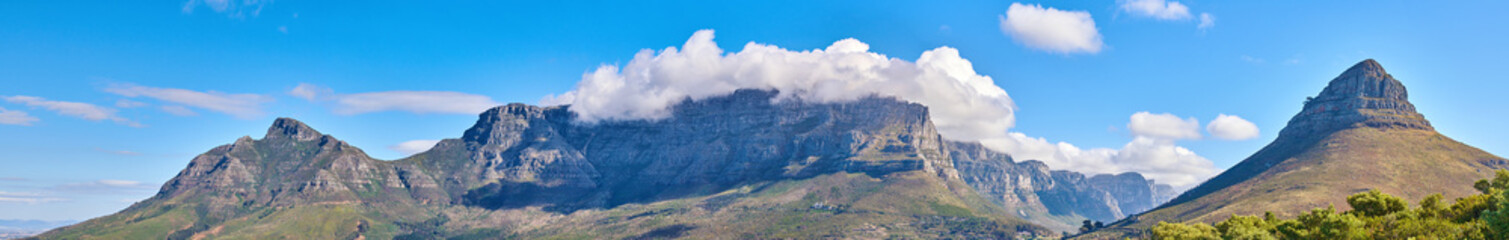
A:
<box><xmin>1119</xmin><ymin>0</ymin><xmax>1192</xmax><ymax>20</ymax></box>
<box><xmin>998</xmin><ymin>3</ymin><xmax>1103</xmax><ymax>54</ymax></box>
<box><xmin>980</xmin><ymin>112</ymin><xmax>1218</xmax><ymax>187</ymax></box>
<box><xmin>1207</xmin><ymin>114</ymin><xmax>1260</xmax><ymax>140</ymax></box>
<box><xmin>105</xmin><ymin>83</ymin><xmax>271</xmax><ymax>119</ymax></box>
<box><xmin>288</xmin><ymin>83</ymin><xmax>331</xmax><ymax>101</ymax></box>
<box><xmin>389</xmin><ymin>140</ymin><xmax>441</xmax><ymax>156</ymax></box>
<box><xmin>981</xmin><ymin>133</ymin><xmax>1217</xmax><ymax>187</ymax></box>
<box><xmin>1128</xmin><ymin>112</ymin><xmax>1202</xmax><ymax>140</ymax></box>
<box><xmin>545</xmin><ymin>30</ymin><xmax>1216</xmax><ymax>187</ymax></box>
<box><xmin>3</xmin><ymin>96</ymin><xmax>138</xmax><ymax>127</ymax></box>
<box><xmin>542</xmin><ymin>30</ymin><xmax>1016</xmax><ymax>142</ymax></box>
<box><xmin>1198</xmin><ymin>13</ymin><xmax>1216</xmax><ymax>30</ymax></box>
<box><xmin>0</xmin><ymin>107</ymin><xmax>39</xmax><ymax>126</ymax></box>
<box><xmin>160</xmin><ymin>105</ymin><xmax>199</xmax><ymax>116</ymax></box>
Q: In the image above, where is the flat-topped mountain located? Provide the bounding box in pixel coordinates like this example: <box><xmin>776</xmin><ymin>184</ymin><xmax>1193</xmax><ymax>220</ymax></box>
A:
<box><xmin>1085</xmin><ymin>59</ymin><xmax>1509</xmax><ymax>238</ymax></box>
<box><xmin>37</xmin><ymin>89</ymin><xmax>1173</xmax><ymax>239</ymax></box>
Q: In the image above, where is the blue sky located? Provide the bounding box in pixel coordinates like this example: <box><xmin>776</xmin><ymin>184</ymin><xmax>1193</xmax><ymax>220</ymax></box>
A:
<box><xmin>2</xmin><ymin>0</ymin><xmax>1507</xmax><ymax>221</ymax></box>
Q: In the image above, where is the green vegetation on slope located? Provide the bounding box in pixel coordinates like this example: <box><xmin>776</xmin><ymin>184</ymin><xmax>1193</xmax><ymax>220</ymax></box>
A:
<box><xmin>1151</xmin><ymin>170</ymin><xmax>1509</xmax><ymax>239</ymax></box>
<box><xmin>1121</xmin><ymin>128</ymin><xmax>1505</xmax><ymax>230</ymax></box>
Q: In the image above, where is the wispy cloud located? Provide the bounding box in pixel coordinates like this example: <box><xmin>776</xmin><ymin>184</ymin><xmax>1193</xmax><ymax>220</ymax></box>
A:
<box><xmin>290</xmin><ymin>83</ymin><xmax>501</xmax><ymax>115</ymax></box>
<box><xmin>159</xmin><ymin>105</ymin><xmax>199</xmax><ymax>116</ymax></box>
<box><xmin>114</xmin><ymin>99</ymin><xmax>147</xmax><ymax>108</ymax></box>
<box><xmin>1119</xmin><ymin>0</ymin><xmax>1192</xmax><ymax>20</ymax></box>
<box><xmin>389</xmin><ymin>140</ymin><xmax>441</xmax><ymax>156</ymax></box>
<box><xmin>105</xmin><ymin>83</ymin><xmax>272</xmax><ymax>119</ymax></box>
<box><xmin>3</xmin><ymin>96</ymin><xmax>139</xmax><ymax>127</ymax></box>
<box><xmin>0</xmin><ymin>191</ymin><xmax>65</xmax><ymax>204</ymax></box>
<box><xmin>998</xmin><ymin>3</ymin><xmax>1104</xmax><ymax>54</ymax></box>
<box><xmin>181</xmin><ymin>0</ymin><xmax>271</xmax><ymax>18</ymax></box>
<box><xmin>0</xmin><ymin>107</ymin><xmax>40</xmax><ymax>126</ymax></box>
<box><xmin>1198</xmin><ymin>13</ymin><xmax>1216</xmax><ymax>30</ymax></box>
<box><xmin>52</xmin><ymin>180</ymin><xmax>154</xmax><ymax>195</ymax></box>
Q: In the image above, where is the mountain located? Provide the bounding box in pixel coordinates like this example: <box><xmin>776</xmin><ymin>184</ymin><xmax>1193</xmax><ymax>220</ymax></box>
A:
<box><xmin>36</xmin><ymin>90</ymin><xmax>1071</xmax><ymax>239</ymax></box>
<box><xmin>1084</xmin><ymin>59</ymin><xmax>1509</xmax><ymax>238</ymax></box>
<box><xmin>949</xmin><ymin>142</ymin><xmax>1177</xmax><ymax>230</ymax></box>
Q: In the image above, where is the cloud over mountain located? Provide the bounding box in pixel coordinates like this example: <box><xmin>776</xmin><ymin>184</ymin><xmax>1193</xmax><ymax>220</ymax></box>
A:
<box><xmin>543</xmin><ymin>30</ymin><xmax>1218</xmax><ymax>187</ymax></box>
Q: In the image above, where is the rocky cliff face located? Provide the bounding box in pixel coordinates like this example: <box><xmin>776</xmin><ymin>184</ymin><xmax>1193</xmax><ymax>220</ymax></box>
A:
<box><xmin>415</xmin><ymin>89</ymin><xmax>958</xmax><ymax>211</ymax></box>
<box><xmin>1280</xmin><ymin>59</ymin><xmax>1432</xmax><ymax>138</ymax></box>
<box><xmin>947</xmin><ymin>141</ymin><xmax>1177</xmax><ymax>225</ymax></box>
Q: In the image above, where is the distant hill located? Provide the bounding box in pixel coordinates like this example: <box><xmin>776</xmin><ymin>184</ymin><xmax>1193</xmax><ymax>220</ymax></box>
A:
<box><xmin>1082</xmin><ymin>59</ymin><xmax>1509</xmax><ymax>238</ymax></box>
<box><xmin>0</xmin><ymin>220</ymin><xmax>74</xmax><ymax>240</ymax></box>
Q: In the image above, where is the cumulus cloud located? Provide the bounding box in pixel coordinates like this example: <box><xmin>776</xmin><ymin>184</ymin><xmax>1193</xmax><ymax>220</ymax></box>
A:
<box><xmin>1208</xmin><ymin>114</ymin><xmax>1259</xmax><ymax>140</ymax></box>
<box><xmin>543</xmin><ymin>30</ymin><xmax>1217</xmax><ymax>186</ymax></box>
<box><xmin>997</xmin><ymin>3</ymin><xmax>1104</xmax><ymax>54</ymax></box>
<box><xmin>1128</xmin><ymin>112</ymin><xmax>1202</xmax><ymax>140</ymax></box>
<box><xmin>1198</xmin><ymin>13</ymin><xmax>1216</xmax><ymax>30</ymax></box>
<box><xmin>290</xmin><ymin>83</ymin><xmax>502</xmax><ymax>115</ymax></box>
<box><xmin>105</xmin><ymin>83</ymin><xmax>271</xmax><ymax>119</ymax></box>
<box><xmin>542</xmin><ymin>30</ymin><xmax>1015</xmax><ymax>141</ymax></box>
<box><xmin>389</xmin><ymin>140</ymin><xmax>441</xmax><ymax>156</ymax></box>
<box><xmin>1119</xmin><ymin>0</ymin><xmax>1192</xmax><ymax>20</ymax></box>
<box><xmin>982</xmin><ymin>113</ymin><xmax>1218</xmax><ymax>187</ymax></box>
<box><xmin>3</xmin><ymin>96</ymin><xmax>138</xmax><ymax>127</ymax></box>
<box><xmin>0</xmin><ymin>107</ymin><xmax>39</xmax><ymax>126</ymax></box>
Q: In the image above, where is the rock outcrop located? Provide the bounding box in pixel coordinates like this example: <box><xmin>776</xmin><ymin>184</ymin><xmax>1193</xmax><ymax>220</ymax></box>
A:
<box><xmin>948</xmin><ymin>141</ymin><xmax>1177</xmax><ymax>225</ymax></box>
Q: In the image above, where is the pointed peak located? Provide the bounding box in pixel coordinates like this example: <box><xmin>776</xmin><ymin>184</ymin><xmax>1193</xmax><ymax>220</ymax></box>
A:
<box><xmin>265</xmin><ymin>117</ymin><xmax>323</xmax><ymax>141</ymax></box>
<box><xmin>1341</xmin><ymin>59</ymin><xmax>1386</xmax><ymax>77</ymax></box>
<box><xmin>1317</xmin><ymin>58</ymin><xmax>1407</xmax><ymax>101</ymax></box>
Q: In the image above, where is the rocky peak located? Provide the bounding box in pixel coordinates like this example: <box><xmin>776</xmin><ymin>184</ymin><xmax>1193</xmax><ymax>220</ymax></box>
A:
<box><xmin>1319</xmin><ymin>59</ymin><xmax>1406</xmax><ymax>101</ymax></box>
<box><xmin>462</xmin><ymin>103</ymin><xmax>552</xmax><ymax>146</ymax></box>
<box><xmin>1279</xmin><ymin>59</ymin><xmax>1432</xmax><ymax>138</ymax></box>
<box><xmin>265</xmin><ymin>117</ymin><xmax>323</xmax><ymax>141</ymax></box>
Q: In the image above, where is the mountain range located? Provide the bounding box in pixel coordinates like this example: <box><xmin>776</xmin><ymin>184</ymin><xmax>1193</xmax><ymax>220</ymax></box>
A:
<box><xmin>34</xmin><ymin>89</ymin><xmax>1174</xmax><ymax>239</ymax></box>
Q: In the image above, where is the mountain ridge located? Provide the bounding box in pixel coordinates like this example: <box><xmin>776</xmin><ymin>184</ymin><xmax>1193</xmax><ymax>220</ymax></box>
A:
<box><xmin>37</xmin><ymin>89</ymin><xmax>1177</xmax><ymax>239</ymax></box>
